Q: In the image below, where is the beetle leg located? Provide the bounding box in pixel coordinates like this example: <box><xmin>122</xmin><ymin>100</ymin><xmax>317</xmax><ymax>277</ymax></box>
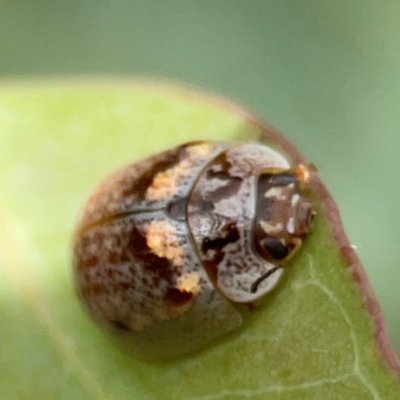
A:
<box><xmin>250</xmin><ymin>265</ymin><xmax>282</xmax><ymax>293</ymax></box>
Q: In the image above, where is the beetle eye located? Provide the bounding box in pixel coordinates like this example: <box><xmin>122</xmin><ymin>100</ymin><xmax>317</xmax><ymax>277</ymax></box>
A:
<box><xmin>262</xmin><ymin>238</ymin><xmax>289</xmax><ymax>260</ymax></box>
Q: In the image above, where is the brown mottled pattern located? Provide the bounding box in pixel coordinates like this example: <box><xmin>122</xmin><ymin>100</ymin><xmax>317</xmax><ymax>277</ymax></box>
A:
<box><xmin>75</xmin><ymin>212</ymin><xmax>203</xmax><ymax>330</ymax></box>
<box><xmin>73</xmin><ymin>141</ymin><xmax>243</xmax><ymax>358</ymax></box>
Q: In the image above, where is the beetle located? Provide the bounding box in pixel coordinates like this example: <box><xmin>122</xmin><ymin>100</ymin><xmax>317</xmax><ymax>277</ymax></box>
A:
<box><xmin>73</xmin><ymin>141</ymin><xmax>315</xmax><ymax>360</ymax></box>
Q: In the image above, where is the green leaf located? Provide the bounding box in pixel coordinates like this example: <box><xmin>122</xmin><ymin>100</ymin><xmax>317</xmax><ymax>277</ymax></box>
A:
<box><xmin>1</xmin><ymin>80</ymin><xmax>399</xmax><ymax>399</ymax></box>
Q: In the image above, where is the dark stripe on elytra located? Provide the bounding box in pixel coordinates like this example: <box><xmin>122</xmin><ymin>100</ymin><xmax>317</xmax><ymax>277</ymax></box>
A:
<box><xmin>77</xmin><ymin>210</ymin><xmax>155</xmax><ymax>235</ymax></box>
<box><xmin>166</xmin><ymin>195</ymin><xmax>215</xmax><ymax>219</ymax></box>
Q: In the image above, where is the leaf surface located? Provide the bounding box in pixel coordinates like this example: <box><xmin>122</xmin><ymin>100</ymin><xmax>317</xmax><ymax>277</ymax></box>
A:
<box><xmin>1</xmin><ymin>80</ymin><xmax>399</xmax><ymax>400</ymax></box>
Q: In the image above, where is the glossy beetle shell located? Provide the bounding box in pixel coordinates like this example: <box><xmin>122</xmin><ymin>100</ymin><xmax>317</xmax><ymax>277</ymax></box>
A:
<box><xmin>73</xmin><ymin>141</ymin><xmax>314</xmax><ymax>360</ymax></box>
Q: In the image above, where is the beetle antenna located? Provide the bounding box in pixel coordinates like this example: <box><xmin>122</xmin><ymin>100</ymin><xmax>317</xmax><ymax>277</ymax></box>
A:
<box><xmin>250</xmin><ymin>265</ymin><xmax>282</xmax><ymax>293</ymax></box>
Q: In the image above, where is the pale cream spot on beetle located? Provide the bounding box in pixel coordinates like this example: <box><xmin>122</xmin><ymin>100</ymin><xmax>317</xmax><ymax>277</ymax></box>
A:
<box><xmin>265</xmin><ymin>187</ymin><xmax>287</xmax><ymax>200</ymax></box>
<box><xmin>287</xmin><ymin>217</ymin><xmax>295</xmax><ymax>234</ymax></box>
<box><xmin>291</xmin><ymin>193</ymin><xmax>300</xmax><ymax>207</ymax></box>
<box><xmin>146</xmin><ymin>220</ymin><xmax>184</xmax><ymax>266</ymax></box>
<box><xmin>176</xmin><ymin>272</ymin><xmax>201</xmax><ymax>295</ymax></box>
<box><xmin>146</xmin><ymin>162</ymin><xmax>191</xmax><ymax>201</ymax></box>
<box><xmin>260</xmin><ymin>220</ymin><xmax>283</xmax><ymax>235</ymax></box>
<box><xmin>146</xmin><ymin>143</ymin><xmax>212</xmax><ymax>201</ymax></box>
<box><xmin>186</xmin><ymin>142</ymin><xmax>211</xmax><ymax>159</ymax></box>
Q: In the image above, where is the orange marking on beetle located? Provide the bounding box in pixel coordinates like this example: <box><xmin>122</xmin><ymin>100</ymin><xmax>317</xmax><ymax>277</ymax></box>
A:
<box><xmin>186</xmin><ymin>142</ymin><xmax>211</xmax><ymax>159</ymax></box>
<box><xmin>294</xmin><ymin>163</ymin><xmax>311</xmax><ymax>183</ymax></box>
<box><xmin>146</xmin><ymin>143</ymin><xmax>212</xmax><ymax>201</ymax></box>
<box><xmin>145</xmin><ymin>220</ymin><xmax>184</xmax><ymax>266</ymax></box>
<box><xmin>176</xmin><ymin>272</ymin><xmax>201</xmax><ymax>295</ymax></box>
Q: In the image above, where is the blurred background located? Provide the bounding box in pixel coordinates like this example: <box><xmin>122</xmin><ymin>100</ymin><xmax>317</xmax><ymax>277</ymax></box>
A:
<box><xmin>1</xmin><ymin>0</ymin><xmax>400</xmax><ymax>355</ymax></box>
